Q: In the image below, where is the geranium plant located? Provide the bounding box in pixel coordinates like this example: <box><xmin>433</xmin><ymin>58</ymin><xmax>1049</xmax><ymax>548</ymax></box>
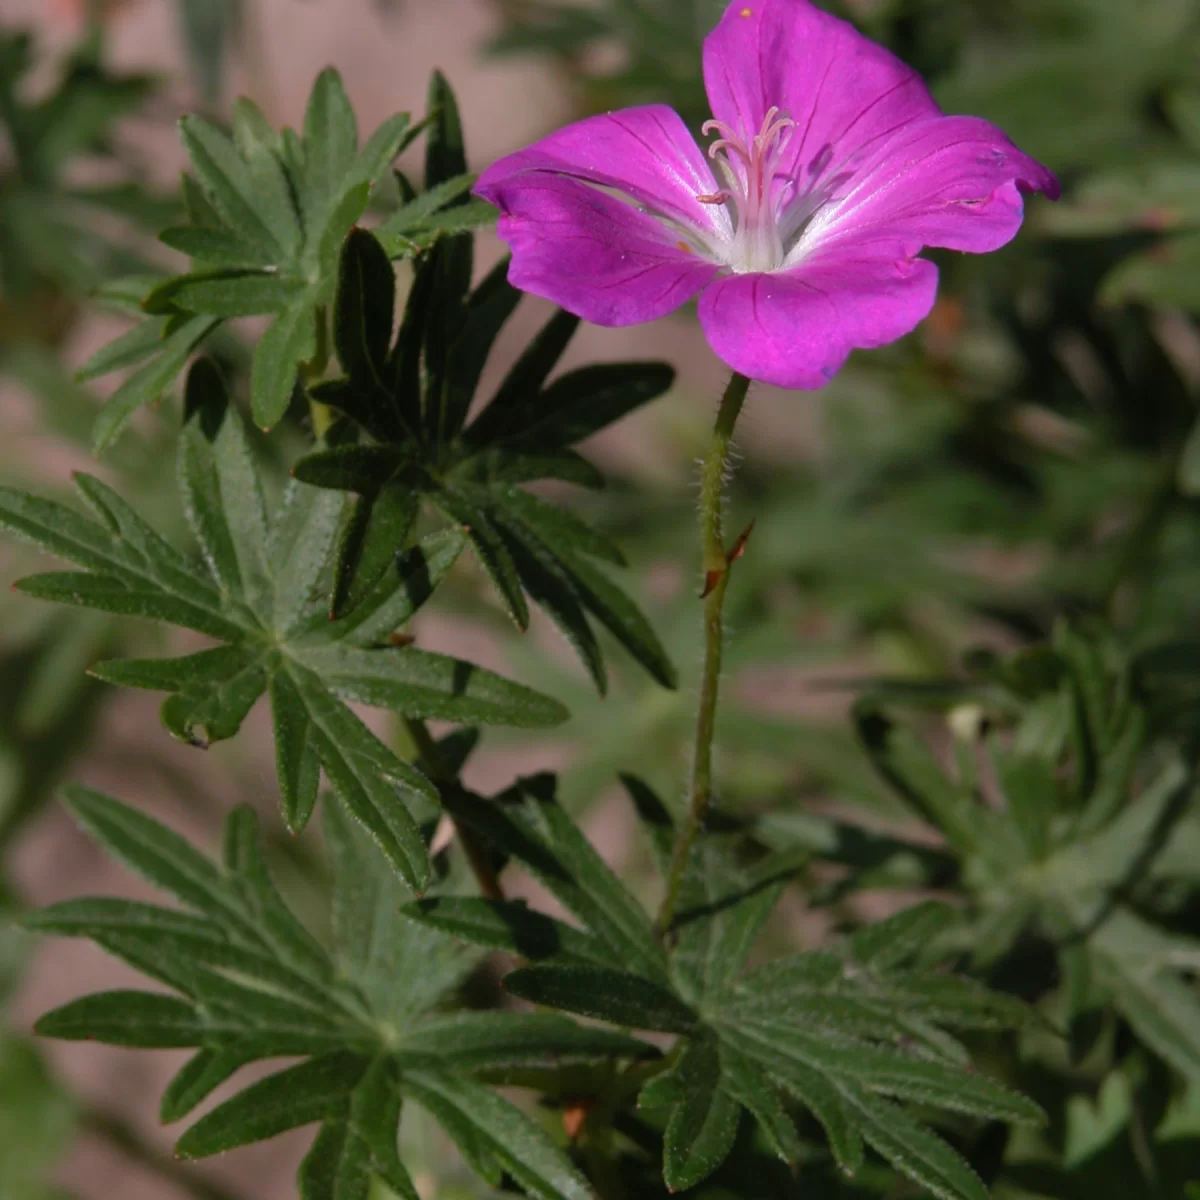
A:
<box><xmin>22</xmin><ymin>4</ymin><xmax>1200</xmax><ymax>1200</ymax></box>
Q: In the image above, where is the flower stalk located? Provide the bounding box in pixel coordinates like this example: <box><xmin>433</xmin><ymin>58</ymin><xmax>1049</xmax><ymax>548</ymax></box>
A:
<box><xmin>657</xmin><ymin>371</ymin><xmax>750</xmax><ymax>935</ymax></box>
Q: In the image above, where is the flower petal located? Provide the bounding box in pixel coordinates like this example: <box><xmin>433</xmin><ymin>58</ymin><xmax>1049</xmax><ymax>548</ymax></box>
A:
<box><xmin>799</xmin><ymin>115</ymin><xmax>1060</xmax><ymax>259</ymax></box>
<box><xmin>475</xmin><ymin>104</ymin><xmax>731</xmax><ymax>245</ymax></box>
<box><xmin>703</xmin><ymin>0</ymin><xmax>939</xmax><ymax>186</ymax></box>
<box><xmin>697</xmin><ymin>241</ymin><xmax>938</xmax><ymax>388</ymax></box>
<box><xmin>485</xmin><ymin>171</ymin><xmax>721</xmax><ymax>326</ymax></box>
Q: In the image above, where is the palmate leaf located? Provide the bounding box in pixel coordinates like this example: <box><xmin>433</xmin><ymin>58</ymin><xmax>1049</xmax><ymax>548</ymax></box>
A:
<box><xmin>404</xmin><ymin>774</ymin><xmax>1043</xmax><ymax>1197</ymax></box>
<box><xmin>0</xmin><ymin>362</ymin><xmax>566</xmax><ymax>890</ymax></box>
<box><xmin>293</xmin><ymin>216</ymin><xmax>677</xmax><ymax>694</ymax></box>
<box><xmin>76</xmin><ymin>69</ymin><xmax>480</xmax><ymax>445</ymax></box>
<box><xmin>377</xmin><ymin>72</ymin><xmax>496</xmax><ymax>257</ymax></box>
<box><xmin>845</xmin><ymin>627</ymin><xmax>1200</xmax><ymax>1087</ymax></box>
<box><xmin>24</xmin><ymin>793</ymin><xmax>651</xmax><ymax>1200</ymax></box>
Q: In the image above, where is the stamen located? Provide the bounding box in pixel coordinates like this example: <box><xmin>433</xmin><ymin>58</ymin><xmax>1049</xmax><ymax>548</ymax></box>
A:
<box><xmin>698</xmin><ymin>105</ymin><xmax>795</xmax><ymax>273</ymax></box>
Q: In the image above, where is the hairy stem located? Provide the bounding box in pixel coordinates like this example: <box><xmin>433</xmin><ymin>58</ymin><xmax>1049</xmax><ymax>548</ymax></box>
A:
<box><xmin>656</xmin><ymin>372</ymin><xmax>751</xmax><ymax>936</ymax></box>
<box><xmin>402</xmin><ymin>715</ymin><xmax>505</xmax><ymax>901</ymax></box>
<box><xmin>81</xmin><ymin>1105</ymin><xmax>247</xmax><ymax>1200</ymax></box>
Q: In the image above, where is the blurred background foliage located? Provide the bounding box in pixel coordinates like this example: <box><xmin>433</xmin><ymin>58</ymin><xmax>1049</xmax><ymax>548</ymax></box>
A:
<box><xmin>3</xmin><ymin>0</ymin><xmax>1200</xmax><ymax>1197</ymax></box>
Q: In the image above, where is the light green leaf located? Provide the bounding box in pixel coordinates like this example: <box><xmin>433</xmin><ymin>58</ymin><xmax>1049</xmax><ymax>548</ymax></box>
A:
<box><xmin>176</xmin><ymin>1053</ymin><xmax>370</xmax><ymax>1159</ymax></box>
<box><xmin>251</xmin><ymin>290</ymin><xmax>319</xmax><ymax>429</ymax></box>
<box><xmin>401</xmin><ymin>1070</ymin><xmax>592</xmax><ymax>1200</ymax></box>
<box><xmin>93</xmin><ymin>314</ymin><xmax>220</xmax><ymax>452</ymax></box>
<box><xmin>287</xmin><ymin>666</ymin><xmax>433</xmax><ymax>893</ymax></box>
<box><xmin>180</xmin><ymin>114</ymin><xmax>287</xmax><ymax>258</ymax></box>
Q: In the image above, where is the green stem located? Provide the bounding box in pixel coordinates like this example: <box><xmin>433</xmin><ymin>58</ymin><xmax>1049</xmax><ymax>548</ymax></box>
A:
<box><xmin>656</xmin><ymin>373</ymin><xmax>751</xmax><ymax>936</ymax></box>
<box><xmin>81</xmin><ymin>1105</ymin><xmax>247</xmax><ymax>1200</ymax></box>
<box><xmin>402</xmin><ymin>716</ymin><xmax>505</xmax><ymax>901</ymax></box>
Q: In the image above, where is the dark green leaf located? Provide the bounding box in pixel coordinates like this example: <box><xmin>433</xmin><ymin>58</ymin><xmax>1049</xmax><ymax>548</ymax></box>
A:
<box><xmin>161</xmin><ymin>1046</ymin><xmax>260</xmax><ymax>1123</ymax></box>
<box><xmin>432</xmin><ymin>486</ymin><xmax>529</xmax><ymax>629</ymax></box>
<box><xmin>503</xmin><ymin>362</ymin><xmax>674</xmax><ymax>449</ymax></box>
<box><xmin>292</xmin><ymin>444</ymin><xmax>408</xmax><ymax>492</ymax></box>
<box><xmin>310</xmin><ymin>181</ymin><xmax>372</xmax><ymax>278</ymax></box>
<box><xmin>303</xmin><ymin>69</ymin><xmax>359</xmax><ymax>224</ymax></box>
<box><xmin>293</xmin><ymin>640</ymin><xmax>568</xmax><ymax>729</ymax></box>
<box><xmin>444</xmin><ymin>781</ymin><xmax>664</xmax><ymax>977</ymax></box>
<box><xmin>394</xmin><ymin>1011</ymin><xmax>654</xmax><ymax>1071</ymax></box>
<box><xmin>844</xmin><ymin>901</ymin><xmax>958</xmax><ymax>971</ymax></box>
<box><xmin>849</xmin><ymin>1094</ymin><xmax>988</xmax><ymax>1200</ymax></box>
<box><xmin>424</xmin><ymin>71</ymin><xmax>467</xmax><ymax>190</ymax></box>
<box><xmin>13</xmin><ymin>571</ymin><xmax>238</xmax><ymax>640</ymax></box>
<box><xmin>330</xmin><ymin>484</ymin><xmax>421</xmax><ymax>622</ymax></box>
<box><xmin>333</xmin><ymin>228</ymin><xmax>395</xmax><ymax>386</ymax></box>
<box><xmin>299</xmin><ymin>1058</ymin><xmax>420</xmax><ymax>1200</ymax></box>
<box><xmin>267</xmin><ymin>478</ymin><xmax>347</xmax><ymax>637</ymax></box>
<box><xmin>494</xmin><ymin>512</ymin><xmax>606</xmax><ymax>691</ymax></box>
<box><xmin>671</xmin><ymin>841</ymin><xmax>797</xmax><ymax>1004</ymax></box>
<box><xmin>159</xmin><ymin>224</ymin><xmax>272</xmax><ymax>266</ymax></box>
<box><xmin>438</xmin><ymin>262</ymin><xmax>521</xmax><ymax>440</ymax></box>
<box><xmin>400</xmin><ymin>896</ymin><xmax>620</xmax><ymax>968</ymax></box>
<box><xmin>324</xmin><ymin>804</ymin><xmax>479</xmax><ymax>1028</ymax></box>
<box><xmin>659</xmin><ymin>1033</ymin><xmax>741</xmax><ymax>1192</ymax></box>
<box><xmin>550</xmin><ymin>549</ymin><xmax>676</xmax><ymax>689</ymax></box>
<box><xmin>401</xmin><ymin>1069</ymin><xmax>592</xmax><ymax>1200</ymax></box>
<box><xmin>504</xmin><ymin>965</ymin><xmax>696</xmax><ymax>1033</ymax></box>
<box><xmin>334</xmin><ymin>526</ymin><xmax>464</xmax><ymax>646</ymax></box>
<box><xmin>178</xmin><ymin>379</ymin><xmax>272</xmax><ymax>610</ymax></box>
<box><xmin>468</xmin><ymin>308</ymin><xmax>579</xmax><ymax>445</ymax></box>
<box><xmin>285</xmin><ymin>666</ymin><xmax>433</xmax><ymax>892</ymax></box>
<box><xmin>251</xmin><ymin>291</ymin><xmax>318</xmax><ymax>429</ymax></box>
<box><xmin>158</xmin><ymin>652</ymin><xmax>266</xmax><ymax>747</ymax></box>
<box><xmin>176</xmin><ymin>1053</ymin><xmax>370</xmax><ymax>1158</ymax></box>
<box><xmin>855</xmin><ymin>708</ymin><xmax>987</xmax><ymax>858</ymax></box>
<box><xmin>720</xmin><ymin>1040</ymin><xmax>803</xmax><ymax>1165</ymax></box>
<box><xmin>36</xmin><ymin>990</ymin><xmax>204</xmax><ymax>1047</ymax></box>
<box><xmin>496</xmin><ymin>487</ymin><xmax>625</xmax><ymax>566</ymax></box>
<box><xmin>93</xmin><ymin>314</ymin><xmax>220</xmax><ymax>452</ymax></box>
<box><xmin>143</xmin><ymin>269</ymin><xmax>306</xmax><ymax>317</ymax></box>
<box><xmin>269</xmin><ymin>669</ymin><xmax>322</xmax><ymax>833</ymax></box>
<box><xmin>63</xmin><ymin>786</ymin><xmax>254</xmax><ymax>937</ymax></box>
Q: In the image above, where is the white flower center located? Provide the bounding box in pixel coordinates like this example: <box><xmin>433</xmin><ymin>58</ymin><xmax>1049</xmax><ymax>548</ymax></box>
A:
<box><xmin>699</xmin><ymin>107</ymin><xmax>796</xmax><ymax>274</ymax></box>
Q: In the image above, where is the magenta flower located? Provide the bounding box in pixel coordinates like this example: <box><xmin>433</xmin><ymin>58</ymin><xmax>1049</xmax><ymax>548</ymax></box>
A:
<box><xmin>474</xmin><ymin>0</ymin><xmax>1059</xmax><ymax>389</ymax></box>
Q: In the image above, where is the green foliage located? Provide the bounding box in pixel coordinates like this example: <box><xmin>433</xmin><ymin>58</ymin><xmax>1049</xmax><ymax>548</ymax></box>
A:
<box><xmin>25</xmin><ymin>790</ymin><xmax>648</xmax><ymax>1200</ymax></box>
<box><xmin>77</xmin><ymin>68</ymin><xmax>485</xmax><ymax>446</ymax></box>
<box><xmin>0</xmin><ymin>28</ymin><xmax>173</xmax><ymax>327</ymax></box>
<box><xmin>0</xmin><ymin>892</ymin><xmax>75</xmax><ymax>1200</ymax></box>
<box><xmin>0</xmin><ymin>363</ymin><xmax>565</xmax><ymax>889</ymax></box>
<box><xmin>406</xmin><ymin>773</ymin><xmax>1043</xmax><ymax>1199</ymax></box>
<box><xmin>843</xmin><ymin>626</ymin><xmax>1200</xmax><ymax>1078</ymax></box>
<box><xmin>7</xmin><ymin>7</ymin><xmax>1200</xmax><ymax>1198</ymax></box>
<box><xmin>292</xmin><ymin>215</ymin><xmax>677</xmax><ymax>693</ymax></box>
